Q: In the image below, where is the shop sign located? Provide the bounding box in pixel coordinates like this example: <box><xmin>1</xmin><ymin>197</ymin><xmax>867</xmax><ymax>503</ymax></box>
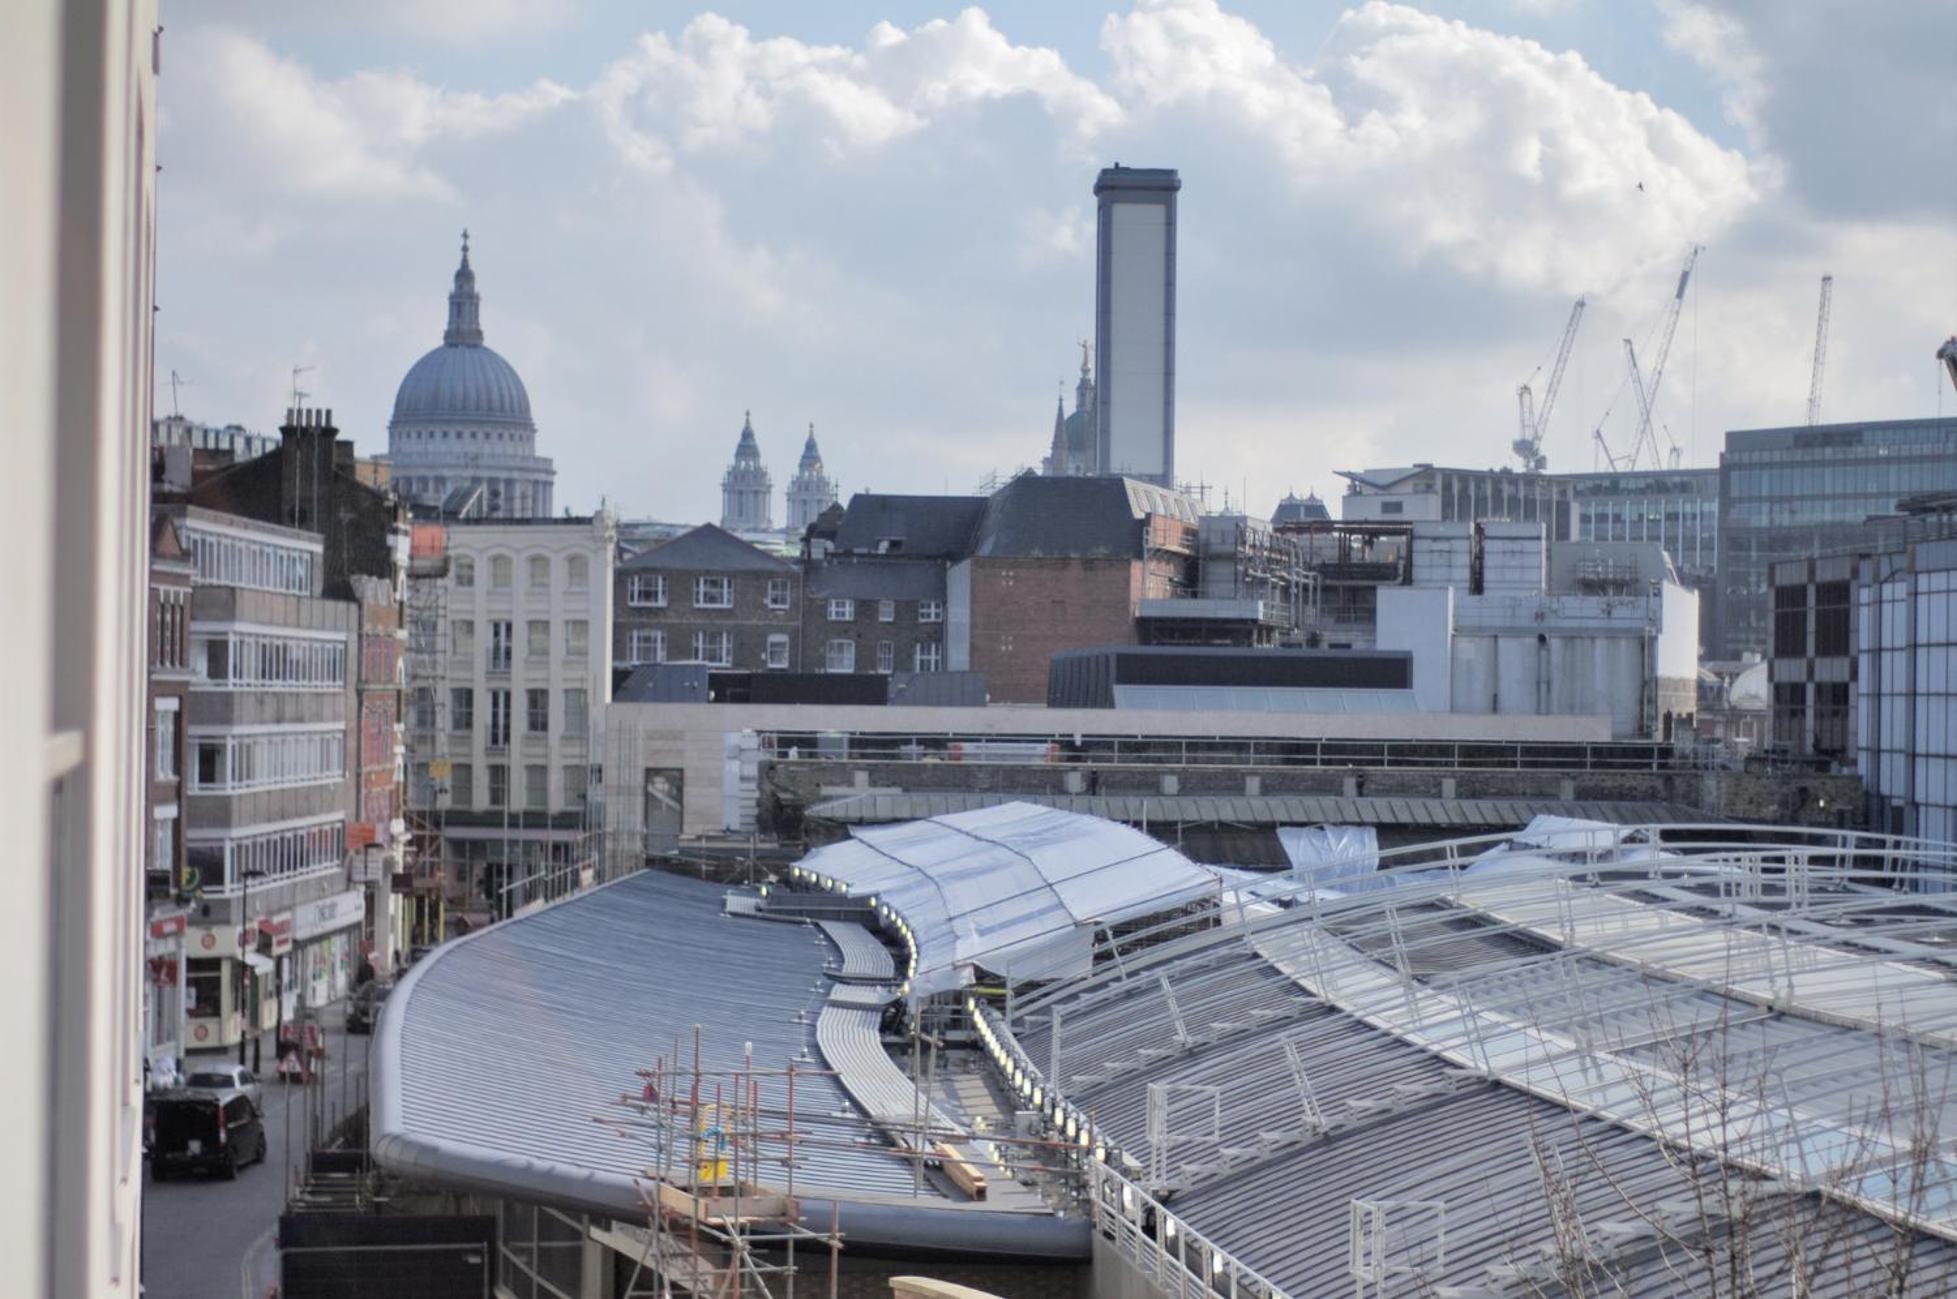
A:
<box><xmin>257</xmin><ymin>913</ymin><xmax>295</xmax><ymax>957</ymax></box>
<box><xmin>293</xmin><ymin>889</ymin><xmax>366</xmax><ymax>942</ymax></box>
<box><xmin>191</xmin><ymin>924</ymin><xmax>238</xmax><ymax>959</ymax></box>
<box><xmin>147</xmin><ymin>956</ymin><xmax>180</xmax><ymax>986</ymax></box>
<box><xmin>148</xmin><ymin>912</ymin><xmax>187</xmax><ymax>941</ymax></box>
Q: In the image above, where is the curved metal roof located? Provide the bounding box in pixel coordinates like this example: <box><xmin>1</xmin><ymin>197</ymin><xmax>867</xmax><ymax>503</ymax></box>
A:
<box><xmin>390</xmin><ymin>342</ymin><xmax>533</xmax><ymax>426</ymax></box>
<box><xmin>370</xmin><ymin>869</ymin><xmax>1088</xmax><ymax>1259</ymax></box>
<box><xmin>974</xmin><ymin>824</ymin><xmax>1957</xmax><ymax>1298</ymax></box>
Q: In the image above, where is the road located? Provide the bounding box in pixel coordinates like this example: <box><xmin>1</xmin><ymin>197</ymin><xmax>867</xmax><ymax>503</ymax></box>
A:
<box><xmin>141</xmin><ymin>1005</ymin><xmax>373</xmax><ymax>1299</ymax></box>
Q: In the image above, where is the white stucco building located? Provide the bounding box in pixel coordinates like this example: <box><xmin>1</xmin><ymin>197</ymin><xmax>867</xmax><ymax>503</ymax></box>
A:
<box><xmin>406</xmin><ymin>514</ymin><xmax>615</xmax><ymax>918</ymax></box>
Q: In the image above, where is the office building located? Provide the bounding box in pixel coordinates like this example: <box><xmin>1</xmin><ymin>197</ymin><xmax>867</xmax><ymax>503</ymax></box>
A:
<box><xmin>1713</xmin><ymin>417</ymin><xmax>1957</xmax><ymax>659</ymax></box>
<box><xmin>1094</xmin><ymin>166</ymin><xmax>1179</xmax><ymax>486</ymax></box>
<box><xmin>1857</xmin><ymin>537</ymin><xmax>1957</xmax><ymax>841</ymax></box>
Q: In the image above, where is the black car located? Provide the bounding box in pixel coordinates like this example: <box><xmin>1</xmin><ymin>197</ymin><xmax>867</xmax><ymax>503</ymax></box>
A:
<box><xmin>346</xmin><ymin>979</ymin><xmax>392</xmax><ymax>1034</ymax></box>
<box><xmin>148</xmin><ymin>1088</ymin><xmax>267</xmax><ymax>1180</ymax></box>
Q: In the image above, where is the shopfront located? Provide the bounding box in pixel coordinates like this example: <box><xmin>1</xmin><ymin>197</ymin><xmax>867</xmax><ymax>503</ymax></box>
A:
<box><xmin>293</xmin><ymin>888</ymin><xmax>366</xmax><ymax>1009</ymax></box>
<box><xmin>144</xmin><ymin>910</ymin><xmax>188</xmax><ymax>1082</ymax></box>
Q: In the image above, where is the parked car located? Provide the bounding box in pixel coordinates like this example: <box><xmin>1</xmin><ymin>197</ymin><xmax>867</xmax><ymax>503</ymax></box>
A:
<box><xmin>148</xmin><ymin>1088</ymin><xmax>267</xmax><ymax>1180</ymax></box>
<box><xmin>346</xmin><ymin>980</ymin><xmax>392</xmax><ymax>1034</ymax></box>
<box><xmin>182</xmin><ymin>1061</ymin><xmax>264</xmax><ymax>1112</ymax></box>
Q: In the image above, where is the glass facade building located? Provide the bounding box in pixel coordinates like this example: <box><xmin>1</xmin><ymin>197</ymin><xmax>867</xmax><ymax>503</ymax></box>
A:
<box><xmin>1714</xmin><ymin>418</ymin><xmax>1957</xmax><ymax>660</ymax></box>
<box><xmin>1565</xmin><ymin>469</ymin><xmax>1719</xmax><ymax>588</ymax></box>
<box><xmin>1857</xmin><ymin>538</ymin><xmax>1957</xmax><ymax>843</ymax></box>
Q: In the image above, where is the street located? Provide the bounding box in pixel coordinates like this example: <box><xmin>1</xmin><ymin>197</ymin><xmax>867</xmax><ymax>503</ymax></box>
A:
<box><xmin>142</xmin><ymin>1005</ymin><xmax>372</xmax><ymax>1299</ymax></box>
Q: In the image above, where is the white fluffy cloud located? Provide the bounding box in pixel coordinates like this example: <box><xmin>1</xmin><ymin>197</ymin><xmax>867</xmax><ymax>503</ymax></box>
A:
<box><xmin>1105</xmin><ymin>0</ymin><xmax>1759</xmax><ymax>294</ymax></box>
<box><xmin>591</xmin><ymin>9</ymin><xmax>1121</xmax><ymax>172</ymax></box>
<box><xmin>168</xmin><ymin>30</ymin><xmax>573</xmax><ymax>200</ymax></box>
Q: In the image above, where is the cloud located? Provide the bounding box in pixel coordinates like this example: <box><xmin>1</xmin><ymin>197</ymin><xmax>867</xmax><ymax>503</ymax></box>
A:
<box><xmin>1104</xmin><ymin>0</ymin><xmax>1760</xmax><ymax>294</ymax></box>
<box><xmin>590</xmin><ymin>9</ymin><xmax>1120</xmax><ymax>172</ymax></box>
<box><xmin>1657</xmin><ymin>0</ymin><xmax>1767</xmax><ymax>144</ymax></box>
<box><xmin>167</xmin><ymin>29</ymin><xmax>573</xmax><ymax>201</ymax></box>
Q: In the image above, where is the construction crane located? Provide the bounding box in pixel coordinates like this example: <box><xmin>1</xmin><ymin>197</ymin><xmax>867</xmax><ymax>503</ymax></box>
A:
<box><xmin>1806</xmin><ymin>274</ymin><xmax>1833</xmax><ymax>425</ymax></box>
<box><xmin>1513</xmin><ymin>297</ymin><xmax>1586</xmax><ymax>473</ymax></box>
<box><xmin>1939</xmin><ymin>336</ymin><xmax>1957</xmax><ymax>396</ymax></box>
<box><xmin>1594</xmin><ymin>245</ymin><xmax>1700</xmax><ymax>471</ymax></box>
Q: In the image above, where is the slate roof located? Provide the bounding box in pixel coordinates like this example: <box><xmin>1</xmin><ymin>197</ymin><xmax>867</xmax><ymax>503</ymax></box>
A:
<box><xmin>831</xmin><ymin>494</ymin><xmax>986</xmax><ymax>559</ymax></box>
<box><xmin>620</xmin><ymin>522</ymin><xmax>792</xmax><ymax>572</ymax></box>
<box><xmin>970</xmin><ymin>475</ymin><xmax>1197</xmax><ymax>559</ymax></box>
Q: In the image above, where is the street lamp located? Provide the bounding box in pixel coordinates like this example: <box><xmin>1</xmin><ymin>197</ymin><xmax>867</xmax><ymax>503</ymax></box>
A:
<box><xmin>238</xmin><ymin>867</ymin><xmax>267</xmax><ymax>1069</ymax></box>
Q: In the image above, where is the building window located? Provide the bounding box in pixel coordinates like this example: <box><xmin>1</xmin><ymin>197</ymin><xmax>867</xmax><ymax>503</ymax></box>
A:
<box><xmin>766</xmin><ymin>634</ymin><xmax>790</xmax><ymax>670</ymax></box>
<box><xmin>878</xmin><ymin>600</ymin><xmax>895</xmax><ymax>623</ymax></box>
<box><xmin>527</xmin><ymin>555</ymin><xmax>550</xmax><ymax>589</ymax></box>
<box><xmin>185</xmin><ymin>727</ymin><xmax>346</xmax><ymax>793</ymax></box>
<box><xmin>182</xmin><ymin>815</ymin><xmax>343</xmax><ymax>893</ymax></box>
<box><xmin>918</xmin><ymin>600</ymin><xmax>943</xmax><ymax>624</ymax></box>
<box><xmin>151</xmin><ymin>806</ymin><xmax>177</xmax><ymax>880</ymax></box>
<box><xmin>766</xmin><ymin>578</ymin><xmax>791</xmax><ymax>610</ymax></box>
<box><xmin>191</xmin><ymin>631</ymin><xmax>347</xmax><ymax>688</ymax></box>
<box><xmin>914</xmin><ymin>642</ymin><xmax>943</xmax><ymax>672</ymax></box>
<box><xmin>563</xmin><ymin>689</ymin><xmax>588</xmax><ymax>738</ymax></box>
<box><xmin>567</xmin><ymin>555</ymin><xmax>589</xmax><ymax>590</ymax></box>
<box><xmin>451</xmin><ymin>687</ymin><xmax>474</xmax><ymax>732</ymax></box>
<box><xmin>453</xmin><ymin>557</ymin><xmax>475</xmax><ymax>589</ymax></box>
<box><xmin>452</xmin><ymin>619</ymin><xmax>475</xmax><ymax>656</ymax></box>
<box><xmin>185</xmin><ymin>525</ymin><xmax>318</xmax><ymax>596</ymax></box>
<box><xmin>826</xmin><ymin>639</ymin><xmax>855</xmax><ymax>673</ymax></box>
<box><xmin>628</xmin><ymin>574</ymin><xmax>667</xmax><ymax>607</ymax></box>
<box><xmin>488</xmin><ymin>689</ymin><xmax>511</xmax><ymax>748</ymax></box>
<box><xmin>690</xmin><ymin>630</ymin><xmax>730</xmax><ymax>666</ymax></box>
<box><xmin>410</xmin><ymin>687</ymin><xmax>436</xmax><ymax>730</ymax></box>
<box><xmin>695</xmin><ymin>576</ymin><xmax>733</xmax><ymax>609</ymax></box>
<box><xmin>527</xmin><ymin>619</ymin><xmax>550</xmax><ymax>657</ymax></box>
<box><xmin>526</xmin><ymin>688</ymin><xmax>550</xmax><ymax>733</ymax></box>
<box><xmin>827</xmin><ymin>598</ymin><xmax>855</xmax><ymax>622</ymax></box>
<box><xmin>525</xmin><ymin>764</ymin><xmax>549</xmax><ymax>810</ymax></box>
<box><xmin>487</xmin><ymin>764</ymin><xmax>509</xmax><ymax>808</ymax></box>
<box><xmin>490</xmin><ymin>555</ymin><xmax>513</xmax><ymax>590</ymax></box>
<box><xmin>565</xmin><ymin>620</ymin><xmax>589</xmax><ymax>657</ymax></box>
<box><xmin>449</xmin><ymin>762</ymin><xmax>473</xmax><ymax>808</ymax></box>
<box><xmin>876</xmin><ymin>641</ymin><xmax>894</xmax><ymax>673</ymax></box>
<box><xmin>489</xmin><ymin>620</ymin><xmax>513</xmax><ymax>672</ymax></box>
<box><xmin>630</xmin><ymin>629</ymin><xmax>666</xmax><ymax>665</ymax></box>
<box><xmin>154</xmin><ymin>698</ymin><xmax>180</xmax><ymax>780</ymax></box>
<box><xmin>563</xmin><ymin>765</ymin><xmax>588</xmax><ymax>805</ymax></box>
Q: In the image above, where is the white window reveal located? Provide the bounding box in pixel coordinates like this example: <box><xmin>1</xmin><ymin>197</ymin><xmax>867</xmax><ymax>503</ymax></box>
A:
<box><xmin>766</xmin><ymin>634</ymin><xmax>790</xmax><ymax>669</ymax></box>
<box><xmin>695</xmin><ymin>576</ymin><xmax>733</xmax><ymax>609</ymax></box>
<box><xmin>629</xmin><ymin>628</ymin><xmax>666</xmax><ymax>665</ymax></box>
<box><xmin>826</xmin><ymin>639</ymin><xmax>856</xmax><ymax>673</ymax></box>
<box><xmin>628</xmin><ymin>574</ymin><xmax>667</xmax><ymax>607</ymax></box>
<box><xmin>693</xmin><ymin>630</ymin><xmax>732</xmax><ymax>667</ymax></box>
<box><xmin>827</xmin><ymin>598</ymin><xmax>855</xmax><ymax>622</ymax></box>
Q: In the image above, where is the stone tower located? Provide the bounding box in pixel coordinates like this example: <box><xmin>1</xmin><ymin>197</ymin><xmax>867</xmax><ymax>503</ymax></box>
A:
<box><xmin>720</xmin><ymin>412</ymin><xmax>774</xmax><ymax>532</ymax></box>
<box><xmin>786</xmin><ymin>422</ymin><xmax>838</xmax><ymax>534</ymax></box>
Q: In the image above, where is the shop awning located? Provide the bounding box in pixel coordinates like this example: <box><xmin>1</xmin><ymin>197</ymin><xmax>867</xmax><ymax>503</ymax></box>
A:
<box><xmin>241</xmin><ymin>950</ymin><xmax>275</xmax><ymax>975</ymax></box>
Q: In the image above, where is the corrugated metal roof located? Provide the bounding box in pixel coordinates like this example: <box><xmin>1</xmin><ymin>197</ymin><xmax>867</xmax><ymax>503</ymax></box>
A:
<box><xmin>374</xmin><ymin>870</ymin><xmax>939</xmax><ymax>1202</ymax></box>
<box><xmin>805</xmin><ymin>791</ymin><xmax>1708</xmax><ymax>829</ymax></box>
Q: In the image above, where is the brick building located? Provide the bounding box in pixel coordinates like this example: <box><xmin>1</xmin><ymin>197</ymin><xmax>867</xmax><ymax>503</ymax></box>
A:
<box><xmin>145</xmin><ymin>513</ymin><xmax>193</xmax><ymax>1077</ymax></box>
<box><xmin>616</xmin><ymin>524</ymin><xmax>799</xmax><ymax>670</ymax></box>
<box><xmin>800</xmin><ymin>494</ymin><xmax>983</xmax><ymax>675</ymax></box>
<box><xmin>949</xmin><ymin>476</ymin><xmax>1200</xmax><ymax>702</ymax></box>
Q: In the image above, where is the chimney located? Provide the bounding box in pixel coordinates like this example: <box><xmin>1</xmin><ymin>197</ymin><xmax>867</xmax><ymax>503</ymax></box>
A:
<box><xmin>278</xmin><ymin>405</ymin><xmax>338</xmax><ymax>534</ymax></box>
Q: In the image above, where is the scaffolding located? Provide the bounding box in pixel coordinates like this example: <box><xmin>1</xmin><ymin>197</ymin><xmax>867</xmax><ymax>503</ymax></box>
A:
<box><xmin>401</xmin><ymin>523</ymin><xmax>452</xmax><ymax>947</ymax></box>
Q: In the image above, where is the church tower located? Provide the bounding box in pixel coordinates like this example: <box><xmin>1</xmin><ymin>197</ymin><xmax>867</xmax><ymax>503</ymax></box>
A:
<box><xmin>720</xmin><ymin>412</ymin><xmax>774</xmax><ymax>532</ymax></box>
<box><xmin>786</xmin><ymin>422</ymin><xmax>838</xmax><ymax>534</ymax></box>
<box><xmin>1042</xmin><ymin>340</ymin><xmax>1097</xmax><ymax>477</ymax></box>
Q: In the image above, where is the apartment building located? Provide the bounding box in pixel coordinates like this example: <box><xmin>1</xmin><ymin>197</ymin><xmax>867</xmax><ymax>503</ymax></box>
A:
<box><xmin>615</xmin><ymin>524</ymin><xmax>798</xmax><ymax>670</ymax></box>
<box><xmin>406</xmin><ymin>514</ymin><xmax>615</xmax><ymax>921</ymax></box>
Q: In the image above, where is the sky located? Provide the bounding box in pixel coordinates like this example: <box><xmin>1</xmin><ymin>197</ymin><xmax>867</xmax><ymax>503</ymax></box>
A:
<box><xmin>155</xmin><ymin>0</ymin><xmax>1957</xmax><ymax>521</ymax></box>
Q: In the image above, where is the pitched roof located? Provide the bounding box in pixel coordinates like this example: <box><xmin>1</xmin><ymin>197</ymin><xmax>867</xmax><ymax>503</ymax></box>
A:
<box><xmin>621</xmin><ymin>523</ymin><xmax>792</xmax><ymax>573</ymax></box>
<box><xmin>804</xmin><ymin>559</ymin><xmax>945</xmax><ymax>600</ymax></box>
<box><xmin>831</xmin><ymin>494</ymin><xmax>986</xmax><ymax>559</ymax></box>
<box><xmin>970</xmin><ymin>475</ymin><xmax>1155</xmax><ymax>558</ymax></box>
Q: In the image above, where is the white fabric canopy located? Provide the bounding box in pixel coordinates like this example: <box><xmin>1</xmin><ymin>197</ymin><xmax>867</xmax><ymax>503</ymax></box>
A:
<box><xmin>794</xmin><ymin>802</ymin><xmax>1225</xmax><ymax>995</ymax></box>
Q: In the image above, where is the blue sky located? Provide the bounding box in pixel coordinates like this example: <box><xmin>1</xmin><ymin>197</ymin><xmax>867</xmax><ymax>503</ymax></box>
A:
<box><xmin>156</xmin><ymin>0</ymin><xmax>1957</xmax><ymax>520</ymax></box>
